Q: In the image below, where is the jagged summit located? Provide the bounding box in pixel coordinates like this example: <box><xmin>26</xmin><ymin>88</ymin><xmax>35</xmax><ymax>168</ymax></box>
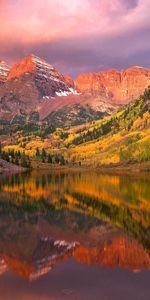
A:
<box><xmin>75</xmin><ymin>65</ymin><xmax>150</xmax><ymax>103</ymax></box>
<box><xmin>8</xmin><ymin>54</ymin><xmax>55</xmax><ymax>79</ymax></box>
<box><xmin>7</xmin><ymin>54</ymin><xmax>77</xmax><ymax>98</ymax></box>
<box><xmin>0</xmin><ymin>54</ymin><xmax>79</xmax><ymax>123</ymax></box>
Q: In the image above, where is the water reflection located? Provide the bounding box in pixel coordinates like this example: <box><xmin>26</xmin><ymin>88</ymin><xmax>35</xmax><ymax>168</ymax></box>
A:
<box><xmin>0</xmin><ymin>171</ymin><xmax>149</xmax><ymax>280</ymax></box>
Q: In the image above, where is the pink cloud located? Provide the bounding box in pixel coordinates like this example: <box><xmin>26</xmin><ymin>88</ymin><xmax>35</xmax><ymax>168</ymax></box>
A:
<box><xmin>0</xmin><ymin>0</ymin><xmax>144</xmax><ymax>44</ymax></box>
<box><xmin>0</xmin><ymin>0</ymin><xmax>149</xmax><ymax>75</ymax></box>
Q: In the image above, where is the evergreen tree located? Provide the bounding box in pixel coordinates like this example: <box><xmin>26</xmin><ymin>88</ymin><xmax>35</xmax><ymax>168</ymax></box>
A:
<box><xmin>41</xmin><ymin>148</ymin><xmax>47</xmax><ymax>159</ymax></box>
<box><xmin>14</xmin><ymin>156</ymin><xmax>19</xmax><ymax>165</ymax></box>
<box><xmin>47</xmin><ymin>154</ymin><xmax>52</xmax><ymax>164</ymax></box>
<box><xmin>20</xmin><ymin>153</ymin><xmax>30</xmax><ymax>168</ymax></box>
<box><xmin>55</xmin><ymin>155</ymin><xmax>60</xmax><ymax>164</ymax></box>
<box><xmin>60</xmin><ymin>155</ymin><xmax>65</xmax><ymax>165</ymax></box>
<box><xmin>35</xmin><ymin>147</ymin><xmax>40</xmax><ymax>157</ymax></box>
<box><xmin>42</xmin><ymin>157</ymin><xmax>45</xmax><ymax>163</ymax></box>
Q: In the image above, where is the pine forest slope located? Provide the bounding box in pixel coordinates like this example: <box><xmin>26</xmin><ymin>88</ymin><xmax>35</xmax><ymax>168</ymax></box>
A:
<box><xmin>66</xmin><ymin>87</ymin><xmax>150</xmax><ymax>166</ymax></box>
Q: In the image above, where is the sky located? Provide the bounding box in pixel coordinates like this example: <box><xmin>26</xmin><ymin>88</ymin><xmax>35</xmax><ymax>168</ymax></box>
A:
<box><xmin>0</xmin><ymin>0</ymin><xmax>150</xmax><ymax>77</ymax></box>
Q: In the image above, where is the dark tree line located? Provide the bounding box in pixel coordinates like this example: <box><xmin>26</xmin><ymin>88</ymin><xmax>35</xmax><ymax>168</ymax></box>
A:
<box><xmin>35</xmin><ymin>147</ymin><xmax>66</xmax><ymax>165</ymax></box>
<box><xmin>0</xmin><ymin>145</ymin><xmax>31</xmax><ymax>168</ymax></box>
<box><xmin>72</xmin><ymin>119</ymin><xmax>114</xmax><ymax>145</ymax></box>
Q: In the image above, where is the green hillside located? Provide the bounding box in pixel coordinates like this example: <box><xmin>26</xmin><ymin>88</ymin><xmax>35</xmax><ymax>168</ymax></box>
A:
<box><xmin>65</xmin><ymin>86</ymin><xmax>150</xmax><ymax>166</ymax></box>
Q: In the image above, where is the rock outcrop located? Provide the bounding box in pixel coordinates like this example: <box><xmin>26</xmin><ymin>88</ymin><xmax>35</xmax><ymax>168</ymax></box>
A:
<box><xmin>75</xmin><ymin>66</ymin><xmax>150</xmax><ymax>104</ymax></box>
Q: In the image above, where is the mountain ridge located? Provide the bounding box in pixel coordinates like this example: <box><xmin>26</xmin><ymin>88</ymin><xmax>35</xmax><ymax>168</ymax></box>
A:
<box><xmin>75</xmin><ymin>66</ymin><xmax>150</xmax><ymax>104</ymax></box>
<box><xmin>0</xmin><ymin>54</ymin><xmax>150</xmax><ymax>127</ymax></box>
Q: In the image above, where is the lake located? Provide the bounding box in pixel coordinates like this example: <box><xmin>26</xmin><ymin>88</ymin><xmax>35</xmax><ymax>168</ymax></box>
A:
<box><xmin>0</xmin><ymin>170</ymin><xmax>149</xmax><ymax>300</ymax></box>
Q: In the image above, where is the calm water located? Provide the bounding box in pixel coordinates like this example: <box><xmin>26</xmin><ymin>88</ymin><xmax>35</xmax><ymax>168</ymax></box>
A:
<box><xmin>0</xmin><ymin>170</ymin><xmax>150</xmax><ymax>300</ymax></box>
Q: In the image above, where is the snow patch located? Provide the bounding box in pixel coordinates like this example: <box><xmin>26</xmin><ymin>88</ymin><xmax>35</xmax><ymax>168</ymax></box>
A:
<box><xmin>56</xmin><ymin>88</ymin><xmax>79</xmax><ymax>97</ymax></box>
<box><xmin>54</xmin><ymin>240</ymin><xmax>78</xmax><ymax>248</ymax></box>
<box><xmin>42</xmin><ymin>96</ymin><xmax>55</xmax><ymax>100</ymax></box>
<box><xmin>69</xmin><ymin>88</ymin><xmax>80</xmax><ymax>95</ymax></box>
<box><xmin>56</xmin><ymin>91</ymin><xmax>69</xmax><ymax>97</ymax></box>
<box><xmin>0</xmin><ymin>63</ymin><xmax>10</xmax><ymax>78</ymax></box>
<box><xmin>134</xmin><ymin>66</ymin><xmax>145</xmax><ymax>69</ymax></box>
<box><xmin>38</xmin><ymin>73</ymin><xmax>49</xmax><ymax>79</ymax></box>
<box><xmin>32</xmin><ymin>56</ymin><xmax>54</xmax><ymax>70</ymax></box>
<box><xmin>0</xmin><ymin>63</ymin><xmax>10</xmax><ymax>71</ymax></box>
<box><xmin>37</xmin><ymin>72</ymin><xmax>65</xmax><ymax>84</ymax></box>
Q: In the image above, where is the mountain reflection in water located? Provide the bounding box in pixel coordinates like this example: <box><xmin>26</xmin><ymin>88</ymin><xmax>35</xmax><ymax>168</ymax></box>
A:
<box><xmin>0</xmin><ymin>170</ymin><xmax>149</xmax><ymax>281</ymax></box>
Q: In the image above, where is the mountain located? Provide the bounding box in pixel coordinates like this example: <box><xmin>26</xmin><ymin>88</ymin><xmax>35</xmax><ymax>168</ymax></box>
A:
<box><xmin>75</xmin><ymin>66</ymin><xmax>150</xmax><ymax>104</ymax></box>
<box><xmin>0</xmin><ymin>54</ymin><xmax>117</xmax><ymax>126</ymax></box>
<box><xmin>0</xmin><ymin>54</ymin><xmax>79</xmax><ymax>124</ymax></box>
<box><xmin>0</xmin><ymin>54</ymin><xmax>149</xmax><ymax>127</ymax></box>
<box><xmin>7</xmin><ymin>54</ymin><xmax>74</xmax><ymax>95</ymax></box>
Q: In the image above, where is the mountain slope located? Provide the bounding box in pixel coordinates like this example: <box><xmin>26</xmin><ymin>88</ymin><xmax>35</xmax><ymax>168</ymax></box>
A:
<box><xmin>65</xmin><ymin>86</ymin><xmax>150</xmax><ymax>166</ymax></box>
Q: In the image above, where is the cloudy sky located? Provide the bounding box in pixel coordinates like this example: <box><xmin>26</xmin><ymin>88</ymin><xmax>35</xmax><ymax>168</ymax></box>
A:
<box><xmin>0</xmin><ymin>0</ymin><xmax>150</xmax><ymax>77</ymax></box>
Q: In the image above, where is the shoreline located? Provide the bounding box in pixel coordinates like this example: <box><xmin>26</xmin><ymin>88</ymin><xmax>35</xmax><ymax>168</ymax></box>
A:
<box><xmin>31</xmin><ymin>160</ymin><xmax>150</xmax><ymax>173</ymax></box>
<box><xmin>0</xmin><ymin>159</ymin><xmax>150</xmax><ymax>175</ymax></box>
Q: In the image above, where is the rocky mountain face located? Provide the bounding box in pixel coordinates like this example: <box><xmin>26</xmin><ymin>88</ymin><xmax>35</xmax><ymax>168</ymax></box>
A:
<box><xmin>7</xmin><ymin>54</ymin><xmax>75</xmax><ymax>97</ymax></box>
<box><xmin>0</xmin><ymin>55</ymin><xmax>77</xmax><ymax>124</ymax></box>
<box><xmin>0</xmin><ymin>54</ymin><xmax>149</xmax><ymax>126</ymax></box>
<box><xmin>75</xmin><ymin>67</ymin><xmax>150</xmax><ymax>104</ymax></box>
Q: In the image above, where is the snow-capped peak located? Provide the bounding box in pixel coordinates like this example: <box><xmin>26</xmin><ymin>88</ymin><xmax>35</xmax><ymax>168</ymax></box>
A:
<box><xmin>31</xmin><ymin>55</ymin><xmax>54</xmax><ymax>71</ymax></box>
<box><xmin>0</xmin><ymin>61</ymin><xmax>10</xmax><ymax>81</ymax></box>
